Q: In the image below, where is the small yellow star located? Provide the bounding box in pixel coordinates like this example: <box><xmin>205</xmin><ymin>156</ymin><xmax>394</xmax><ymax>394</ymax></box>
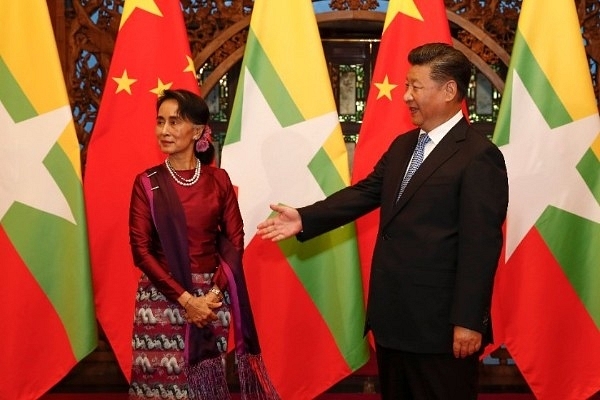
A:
<box><xmin>183</xmin><ymin>55</ymin><xmax>196</xmax><ymax>75</ymax></box>
<box><xmin>374</xmin><ymin>75</ymin><xmax>398</xmax><ymax>100</ymax></box>
<box><xmin>119</xmin><ymin>0</ymin><xmax>163</xmax><ymax>30</ymax></box>
<box><xmin>150</xmin><ymin>78</ymin><xmax>173</xmax><ymax>96</ymax></box>
<box><xmin>112</xmin><ymin>70</ymin><xmax>137</xmax><ymax>95</ymax></box>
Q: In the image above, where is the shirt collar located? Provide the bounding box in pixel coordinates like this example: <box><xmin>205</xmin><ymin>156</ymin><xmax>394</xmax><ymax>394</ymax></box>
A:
<box><xmin>422</xmin><ymin>110</ymin><xmax>463</xmax><ymax>145</ymax></box>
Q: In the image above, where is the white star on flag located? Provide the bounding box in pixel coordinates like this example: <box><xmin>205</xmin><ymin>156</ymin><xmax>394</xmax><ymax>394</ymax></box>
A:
<box><xmin>500</xmin><ymin>71</ymin><xmax>600</xmax><ymax>260</ymax></box>
<box><xmin>0</xmin><ymin>102</ymin><xmax>76</xmax><ymax>223</ymax></box>
<box><xmin>221</xmin><ymin>68</ymin><xmax>339</xmax><ymax>247</ymax></box>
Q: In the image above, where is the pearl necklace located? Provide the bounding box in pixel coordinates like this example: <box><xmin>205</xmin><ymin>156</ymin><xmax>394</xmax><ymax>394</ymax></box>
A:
<box><xmin>164</xmin><ymin>157</ymin><xmax>201</xmax><ymax>186</ymax></box>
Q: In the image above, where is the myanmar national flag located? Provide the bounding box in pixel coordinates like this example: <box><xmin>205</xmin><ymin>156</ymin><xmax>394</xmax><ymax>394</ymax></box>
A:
<box><xmin>491</xmin><ymin>0</ymin><xmax>600</xmax><ymax>398</ymax></box>
<box><xmin>0</xmin><ymin>1</ymin><xmax>97</xmax><ymax>399</ymax></box>
<box><xmin>351</xmin><ymin>0</ymin><xmax>453</xmax><ymax>307</ymax></box>
<box><xmin>220</xmin><ymin>1</ymin><xmax>369</xmax><ymax>398</ymax></box>
<box><xmin>84</xmin><ymin>0</ymin><xmax>200</xmax><ymax>378</ymax></box>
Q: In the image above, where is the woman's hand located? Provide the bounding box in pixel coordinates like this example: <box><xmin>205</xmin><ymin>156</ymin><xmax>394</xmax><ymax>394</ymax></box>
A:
<box><xmin>257</xmin><ymin>204</ymin><xmax>302</xmax><ymax>241</ymax></box>
<box><xmin>183</xmin><ymin>295</ymin><xmax>221</xmax><ymax>328</ymax></box>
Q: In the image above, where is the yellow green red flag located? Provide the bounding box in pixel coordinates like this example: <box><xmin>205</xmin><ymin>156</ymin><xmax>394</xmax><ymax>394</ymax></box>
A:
<box><xmin>491</xmin><ymin>0</ymin><xmax>600</xmax><ymax>398</ymax></box>
<box><xmin>220</xmin><ymin>1</ymin><xmax>369</xmax><ymax>398</ymax></box>
<box><xmin>0</xmin><ymin>1</ymin><xmax>97</xmax><ymax>398</ymax></box>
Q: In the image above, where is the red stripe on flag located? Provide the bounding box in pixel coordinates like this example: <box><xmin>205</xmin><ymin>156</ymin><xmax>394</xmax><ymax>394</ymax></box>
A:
<box><xmin>244</xmin><ymin>236</ymin><xmax>351</xmax><ymax>399</ymax></box>
<box><xmin>492</xmin><ymin>228</ymin><xmax>600</xmax><ymax>400</ymax></box>
<box><xmin>0</xmin><ymin>228</ymin><xmax>76</xmax><ymax>400</ymax></box>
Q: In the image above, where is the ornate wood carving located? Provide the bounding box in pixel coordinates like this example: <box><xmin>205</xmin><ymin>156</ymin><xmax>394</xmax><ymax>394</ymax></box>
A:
<box><xmin>182</xmin><ymin>0</ymin><xmax>252</xmax><ymax>67</ymax></box>
<box><xmin>329</xmin><ymin>0</ymin><xmax>380</xmax><ymax>10</ymax></box>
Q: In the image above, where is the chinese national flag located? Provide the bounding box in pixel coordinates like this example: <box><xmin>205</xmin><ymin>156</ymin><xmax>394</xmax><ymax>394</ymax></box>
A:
<box><xmin>351</xmin><ymin>0</ymin><xmax>453</xmax><ymax>311</ymax></box>
<box><xmin>83</xmin><ymin>0</ymin><xmax>200</xmax><ymax>379</ymax></box>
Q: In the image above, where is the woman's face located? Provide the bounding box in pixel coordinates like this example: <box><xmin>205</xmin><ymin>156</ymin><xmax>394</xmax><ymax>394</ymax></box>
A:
<box><xmin>155</xmin><ymin>99</ymin><xmax>198</xmax><ymax>157</ymax></box>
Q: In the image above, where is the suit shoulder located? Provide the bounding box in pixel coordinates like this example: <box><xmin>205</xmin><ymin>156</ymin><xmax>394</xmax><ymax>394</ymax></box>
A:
<box><xmin>465</xmin><ymin>124</ymin><xmax>501</xmax><ymax>149</ymax></box>
<box><xmin>466</xmin><ymin>123</ymin><xmax>496</xmax><ymax>143</ymax></box>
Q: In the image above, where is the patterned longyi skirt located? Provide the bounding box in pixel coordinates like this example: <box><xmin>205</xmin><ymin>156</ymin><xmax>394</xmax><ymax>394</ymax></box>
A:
<box><xmin>129</xmin><ymin>273</ymin><xmax>230</xmax><ymax>400</ymax></box>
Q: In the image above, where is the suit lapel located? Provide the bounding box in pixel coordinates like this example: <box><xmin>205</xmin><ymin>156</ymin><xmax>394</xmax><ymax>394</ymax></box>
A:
<box><xmin>389</xmin><ymin>129</ymin><xmax>421</xmax><ymax>200</ymax></box>
<box><xmin>381</xmin><ymin>119</ymin><xmax>469</xmax><ymax>228</ymax></box>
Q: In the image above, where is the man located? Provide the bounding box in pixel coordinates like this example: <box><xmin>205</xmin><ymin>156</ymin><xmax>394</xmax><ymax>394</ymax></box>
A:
<box><xmin>257</xmin><ymin>43</ymin><xmax>508</xmax><ymax>399</ymax></box>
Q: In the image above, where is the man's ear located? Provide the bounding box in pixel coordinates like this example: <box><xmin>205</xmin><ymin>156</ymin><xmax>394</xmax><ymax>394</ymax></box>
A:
<box><xmin>444</xmin><ymin>80</ymin><xmax>458</xmax><ymax>101</ymax></box>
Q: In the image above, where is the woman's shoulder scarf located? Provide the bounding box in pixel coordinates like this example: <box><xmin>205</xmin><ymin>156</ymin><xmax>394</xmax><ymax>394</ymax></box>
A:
<box><xmin>141</xmin><ymin>165</ymin><xmax>279</xmax><ymax>400</ymax></box>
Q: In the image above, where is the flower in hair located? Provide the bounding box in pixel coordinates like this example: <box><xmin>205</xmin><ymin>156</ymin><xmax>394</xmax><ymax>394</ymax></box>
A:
<box><xmin>195</xmin><ymin>125</ymin><xmax>212</xmax><ymax>153</ymax></box>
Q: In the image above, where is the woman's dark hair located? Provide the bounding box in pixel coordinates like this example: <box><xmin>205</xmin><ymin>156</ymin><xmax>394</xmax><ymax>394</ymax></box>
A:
<box><xmin>408</xmin><ymin>43</ymin><xmax>472</xmax><ymax>101</ymax></box>
<box><xmin>157</xmin><ymin>89</ymin><xmax>214</xmax><ymax>164</ymax></box>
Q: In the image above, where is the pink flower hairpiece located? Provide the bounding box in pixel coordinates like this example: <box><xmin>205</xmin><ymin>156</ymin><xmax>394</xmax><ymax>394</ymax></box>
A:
<box><xmin>195</xmin><ymin>125</ymin><xmax>212</xmax><ymax>153</ymax></box>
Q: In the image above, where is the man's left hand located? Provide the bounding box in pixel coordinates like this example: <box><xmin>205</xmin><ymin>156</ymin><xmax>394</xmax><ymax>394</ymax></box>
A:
<box><xmin>453</xmin><ymin>325</ymin><xmax>482</xmax><ymax>358</ymax></box>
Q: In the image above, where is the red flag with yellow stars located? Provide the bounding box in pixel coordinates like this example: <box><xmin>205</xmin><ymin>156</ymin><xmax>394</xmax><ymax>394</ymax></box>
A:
<box><xmin>351</xmin><ymin>0</ymin><xmax>453</xmax><ymax>313</ymax></box>
<box><xmin>83</xmin><ymin>0</ymin><xmax>200</xmax><ymax>379</ymax></box>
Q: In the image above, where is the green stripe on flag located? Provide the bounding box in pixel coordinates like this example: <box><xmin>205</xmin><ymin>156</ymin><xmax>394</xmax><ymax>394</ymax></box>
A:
<box><xmin>510</xmin><ymin>32</ymin><xmax>572</xmax><ymax>128</ymax></box>
<box><xmin>578</xmin><ymin>149</ymin><xmax>600</xmax><ymax>203</ymax></box>
<box><xmin>0</xmin><ymin>57</ymin><xmax>37</xmax><ymax>121</ymax></box>
<box><xmin>492</xmin><ymin>70</ymin><xmax>513</xmax><ymax>147</ymax></box>
<box><xmin>278</xmin><ymin>224</ymin><xmax>368</xmax><ymax>369</ymax></box>
<box><xmin>537</xmin><ymin>206</ymin><xmax>600</xmax><ymax>329</ymax></box>
<box><xmin>224</xmin><ymin>70</ymin><xmax>244</xmax><ymax>144</ymax></box>
<box><xmin>308</xmin><ymin>148</ymin><xmax>346</xmax><ymax>197</ymax></box>
<box><xmin>245</xmin><ymin>29</ymin><xmax>304</xmax><ymax>127</ymax></box>
<box><xmin>2</xmin><ymin>143</ymin><xmax>96</xmax><ymax>358</ymax></box>
<box><xmin>493</xmin><ymin>32</ymin><xmax>573</xmax><ymax>147</ymax></box>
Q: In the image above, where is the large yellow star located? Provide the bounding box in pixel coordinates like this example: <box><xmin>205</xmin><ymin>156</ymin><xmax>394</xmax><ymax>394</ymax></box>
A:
<box><xmin>384</xmin><ymin>0</ymin><xmax>423</xmax><ymax>32</ymax></box>
<box><xmin>150</xmin><ymin>78</ymin><xmax>173</xmax><ymax>96</ymax></box>
<box><xmin>184</xmin><ymin>55</ymin><xmax>196</xmax><ymax>75</ymax></box>
<box><xmin>119</xmin><ymin>0</ymin><xmax>162</xmax><ymax>30</ymax></box>
<box><xmin>374</xmin><ymin>75</ymin><xmax>398</xmax><ymax>100</ymax></box>
<box><xmin>112</xmin><ymin>70</ymin><xmax>137</xmax><ymax>95</ymax></box>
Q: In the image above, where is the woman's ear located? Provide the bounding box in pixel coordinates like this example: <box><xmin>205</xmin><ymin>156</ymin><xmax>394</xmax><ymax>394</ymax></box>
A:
<box><xmin>193</xmin><ymin>125</ymin><xmax>204</xmax><ymax>139</ymax></box>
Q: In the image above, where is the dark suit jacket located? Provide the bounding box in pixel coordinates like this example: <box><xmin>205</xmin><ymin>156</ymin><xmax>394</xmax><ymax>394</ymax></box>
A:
<box><xmin>297</xmin><ymin>118</ymin><xmax>508</xmax><ymax>354</ymax></box>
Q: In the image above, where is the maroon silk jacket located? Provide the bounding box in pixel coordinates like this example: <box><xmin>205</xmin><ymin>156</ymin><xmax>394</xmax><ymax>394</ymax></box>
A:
<box><xmin>129</xmin><ymin>164</ymin><xmax>244</xmax><ymax>302</ymax></box>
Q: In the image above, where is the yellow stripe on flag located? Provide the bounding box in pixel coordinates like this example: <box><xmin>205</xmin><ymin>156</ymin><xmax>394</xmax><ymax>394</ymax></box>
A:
<box><xmin>519</xmin><ymin>0</ymin><xmax>596</xmax><ymax>119</ymax></box>
<box><xmin>0</xmin><ymin>2</ymin><xmax>82</xmax><ymax>174</ymax></box>
<box><xmin>0</xmin><ymin>3</ymin><xmax>68</xmax><ymax>114</ymax></box>
<box><xmin>251</xmin><ymin>1</ymin><xmax>336</xmax><ymax>120</ymax></box>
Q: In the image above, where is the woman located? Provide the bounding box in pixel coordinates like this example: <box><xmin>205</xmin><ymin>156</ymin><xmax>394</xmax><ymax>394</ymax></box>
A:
<box><xmin>128</xmin><ymin>89</ymin><xmax>278</xmax><ymax>399</ymax></box>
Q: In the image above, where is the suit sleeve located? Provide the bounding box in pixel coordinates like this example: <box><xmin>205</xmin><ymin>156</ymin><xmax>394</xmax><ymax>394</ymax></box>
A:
<box><xmin>450</xmin><ymin>143</ymin><xmax>508</xmax><ymax>335</ymax></box>
<box><xmin>296</xmin><ymin>144</ymin><xmax>393</xmax><ymax>241</ymax></box>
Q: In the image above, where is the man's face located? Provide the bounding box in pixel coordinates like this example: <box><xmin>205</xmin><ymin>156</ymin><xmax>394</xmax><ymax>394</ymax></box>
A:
<box><xmin>403</xmin><ymin>64</ymin><xmax>451</xmax><ymax>132</ymax></box>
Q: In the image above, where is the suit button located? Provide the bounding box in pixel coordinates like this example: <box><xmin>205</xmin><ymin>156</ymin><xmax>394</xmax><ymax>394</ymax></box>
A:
<box><xmin>382</xmin><ymin>233</ymin><xmax>390</xmax><ymax>240</ymax></box>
